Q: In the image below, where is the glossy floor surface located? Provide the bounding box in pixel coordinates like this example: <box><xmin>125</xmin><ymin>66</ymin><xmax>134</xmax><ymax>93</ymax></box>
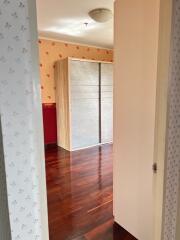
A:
<box><xmin>45</xmin><ymin>144</ymin><xmax>136</xmax><ymax>240</ymax></box>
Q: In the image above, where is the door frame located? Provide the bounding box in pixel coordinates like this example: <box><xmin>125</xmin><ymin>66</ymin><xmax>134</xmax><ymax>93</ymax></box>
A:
<box><xmin>153</xmin><ymin>0</ymin><xmax>173</xmax><ymax>239</ymax></box>
<box><xmin>28</xmin><ymin>0</ymin><xmax>180</xmax><ymax>239</ymax></box>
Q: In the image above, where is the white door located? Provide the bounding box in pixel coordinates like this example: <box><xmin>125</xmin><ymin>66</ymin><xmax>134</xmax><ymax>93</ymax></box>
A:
<box><xmin>113</xmin><ymin>0</ymin><xmax>171</xmax><ymax>239</ymax></box>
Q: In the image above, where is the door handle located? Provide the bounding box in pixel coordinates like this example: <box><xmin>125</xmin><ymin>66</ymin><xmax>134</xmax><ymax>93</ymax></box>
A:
<box><xmin>152</xmin><ymin>163</ymin><xmax>157</xmax><ymax>174</ymax></box>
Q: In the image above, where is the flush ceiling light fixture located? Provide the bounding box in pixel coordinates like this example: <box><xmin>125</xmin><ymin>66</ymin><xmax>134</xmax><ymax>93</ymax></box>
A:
<box><xmin>88</xmin><ymin>8</ymin><xmax>113</xmax><ymax>23</ymax></box>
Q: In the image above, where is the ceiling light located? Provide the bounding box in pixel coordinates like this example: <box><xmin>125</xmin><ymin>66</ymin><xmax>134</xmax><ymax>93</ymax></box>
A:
<box><xmin>88</xmin><ymin>8</ymin><xmax>113</xmax><ymax>23</ymax></box>
<box><xmin>84</xmin><ymin>22</ymin><xmax>89</xmax><ymax>27</ymax></box>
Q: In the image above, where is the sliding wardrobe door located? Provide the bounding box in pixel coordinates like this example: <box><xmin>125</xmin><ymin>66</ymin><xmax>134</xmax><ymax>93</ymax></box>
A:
<box><xmin>70</xmin><ymin>60</ymin><xmax>99</xmax><ymax>150</ymax></box>
<box><xmin>101</xmin><ymin>63</ymin><xmax>113</xmax><ymax>143</ymax></box>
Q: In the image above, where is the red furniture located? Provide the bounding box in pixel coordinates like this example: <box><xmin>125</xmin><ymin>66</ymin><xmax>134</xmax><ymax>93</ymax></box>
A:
<box><xmin>42</xmin><ymin>103</ymin><xmax>57</xmax><ymax>145</ymax></box>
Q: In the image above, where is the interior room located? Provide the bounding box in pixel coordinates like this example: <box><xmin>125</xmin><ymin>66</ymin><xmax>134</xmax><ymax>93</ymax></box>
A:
<box><xmin>36</xmin><ymin>0</ymin><xmax>122</xmax><ymax>239</ymax></box>
<box><xmin>1</xmin><ymin>1</ymin><xmax>180</xmax><ymax>240</ymax></box>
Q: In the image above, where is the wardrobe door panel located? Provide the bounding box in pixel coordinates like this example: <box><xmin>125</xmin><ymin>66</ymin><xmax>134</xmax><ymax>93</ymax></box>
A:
<box><xmin>101</xmin><ymin>63</ymin><xmax>113</xmax><ymax>143</ymax></box>
<box><xmin>70</xmin><ymin>60</ymin><xmax>99</xmax><ymax>150</ymax></box>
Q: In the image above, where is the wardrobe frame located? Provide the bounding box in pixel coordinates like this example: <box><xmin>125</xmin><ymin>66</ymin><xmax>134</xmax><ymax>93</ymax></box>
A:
<box><xmin>55</xmin><ymin>57</ymin><xmax>113</xmax><ymax>151</ymax></box>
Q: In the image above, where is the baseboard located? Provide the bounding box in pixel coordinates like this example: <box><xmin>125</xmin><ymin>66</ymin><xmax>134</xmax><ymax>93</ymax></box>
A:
<box><xmin>113</xmin><ymin>221</ymin><xmax>138</xmax><ymax>240</ymax></box>
<box><xmin>45</xmin><ymin>143</ymin><xmax>57</xmax><ymax>149</ymax></box>
<box><xmin>68</xmin><ymin>142</ymin><xmax>113</xmax><ymax>152</ymax></box>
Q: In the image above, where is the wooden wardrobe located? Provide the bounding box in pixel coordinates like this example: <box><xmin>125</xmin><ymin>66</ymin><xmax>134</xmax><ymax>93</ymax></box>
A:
<box><xmin>55</xmin><ymin>57</ymin><xmax>113</xmax><ymax>151</ymax></box>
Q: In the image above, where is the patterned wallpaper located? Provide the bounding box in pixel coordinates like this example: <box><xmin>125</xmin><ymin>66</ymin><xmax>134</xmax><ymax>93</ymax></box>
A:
<box><xmin>38</xmin><ymin>38</ymin><xmax>113</xmax><ymax>103</ymax></box>
<box><xmin>163</xmin><ymin>0</ymin><xmax>180</xmax><ymax>239</ymax></box>
<box><xmin>0</xmin><ymin>1</ymin><xmax>49</xmax><ymax>240</ymax></box>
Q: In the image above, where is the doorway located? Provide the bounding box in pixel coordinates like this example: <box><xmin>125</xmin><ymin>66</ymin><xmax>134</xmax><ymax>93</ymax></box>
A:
<box><xmin>35</xmin><ymin>0</ymin><xmax>120</xmax><ymax>239</ymax></box>
<box><xmin>35</xmin><ymin>0</ymin><xmax>171</xmax><ymax>239</ymax></box>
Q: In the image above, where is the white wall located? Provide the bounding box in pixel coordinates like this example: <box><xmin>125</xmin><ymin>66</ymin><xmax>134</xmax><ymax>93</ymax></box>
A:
<box><xmin>0</xmin><ymin>1</ymin><xmax>49</xmax><ymax>239</ymax></box>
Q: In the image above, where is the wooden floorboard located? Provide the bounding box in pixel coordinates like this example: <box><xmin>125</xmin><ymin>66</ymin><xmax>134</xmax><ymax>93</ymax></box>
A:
<box><xmin>45</xmin><ymin>144</ymin><xmax>136</xmax><ymax>240</ymax></box>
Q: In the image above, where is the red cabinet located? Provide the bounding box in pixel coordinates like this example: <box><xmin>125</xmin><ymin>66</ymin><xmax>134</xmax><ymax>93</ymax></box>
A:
<box><xmin>42</xmin><ymin>103</ymin><xmax>57</xmax><ymax>145</ymax></box>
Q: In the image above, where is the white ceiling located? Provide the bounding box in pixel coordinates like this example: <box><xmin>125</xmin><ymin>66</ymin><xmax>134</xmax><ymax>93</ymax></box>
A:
<box><xmin>36</xmin><ymin>0</ymin><xmax>114</xmax><ymax>49</ymax></box>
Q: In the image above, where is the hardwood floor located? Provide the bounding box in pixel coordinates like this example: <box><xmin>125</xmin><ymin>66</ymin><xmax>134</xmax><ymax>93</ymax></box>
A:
<box><xmin>45</xmin><ymin>144</ymin><xmax>136</xmax><ymax>240</ymax></box>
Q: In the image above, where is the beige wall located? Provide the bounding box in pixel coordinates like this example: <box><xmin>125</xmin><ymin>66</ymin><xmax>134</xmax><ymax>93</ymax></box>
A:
<box><xmin>38</xmin><ymin>38</ymin><xmax>113</xmax><ymax>103</ymax></box>
<box><xmin>113</xmin><ymin>0</ymin><xmax>161</xmax><ymax>239</ymax></box>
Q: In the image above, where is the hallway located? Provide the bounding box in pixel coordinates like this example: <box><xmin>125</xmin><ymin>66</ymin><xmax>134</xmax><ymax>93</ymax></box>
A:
<box><xmin>45</xmin><ymin>144</ymin><xmax>136</xmax><ymax>240</ymax></box>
